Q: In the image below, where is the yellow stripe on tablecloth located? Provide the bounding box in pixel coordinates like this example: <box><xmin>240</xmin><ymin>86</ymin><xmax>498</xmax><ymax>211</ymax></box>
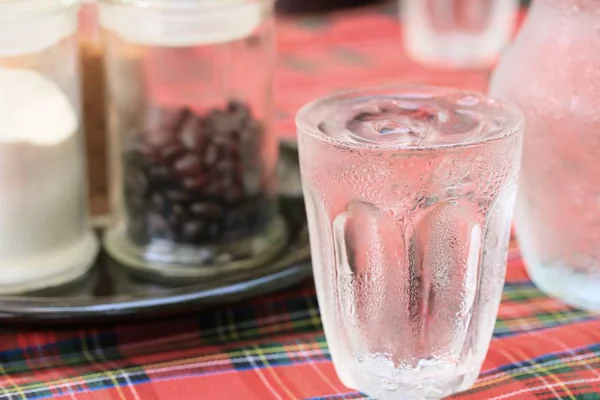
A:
<box><xmin>0</xmin><ymin>361</ymin><xmax>27</xmax><ymax>400</ymax></box>
<box><xmin>2</xmin><ymin>340</ymin><xmax>328</xmax><ymax>393</ymax></box>
<box><xmin>514</xmin><ymin>346</ymin><xmax>577</xmax><ymax>399</ymax></box>
<box><xmin>474</xmin><ymin>353</ymin><xmax>600</xmax><ymax>390</ymax></box>
<box><xmin>293</xmin><ymin>341</ymin><xmax>343</xmax><ymax>393</ymax></box>
<box><xmin>79</xmin><ymin>333</ymin><xmax>128</xmax><ymax>400</ymax></box>
<box><xmin>251</xmin><ymin>344</ymin><xmax>299</xmax><ymax>400</ymax></box>
<box><xmin>242</xmin><ymin>348</ymin><xmax>284</xmax><ymax>400</ymax></box>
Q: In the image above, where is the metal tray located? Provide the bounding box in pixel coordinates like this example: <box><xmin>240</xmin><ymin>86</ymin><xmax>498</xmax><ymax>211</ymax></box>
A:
<box><xmin>0</xmin><ymin>141</ymin><xmax>311</xmax><ymax>325</ymax></box>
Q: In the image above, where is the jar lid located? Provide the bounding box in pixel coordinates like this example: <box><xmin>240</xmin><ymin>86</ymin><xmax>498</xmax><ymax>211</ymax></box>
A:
<box><xmin>0</xmin><ymin>0</ymin><xmax>80</xmax><ymax>56</ymax></box>
<box><xmin>99</xmin><ymin>0</ymin><xmax>269</xmax><ymax>47</ymax></box>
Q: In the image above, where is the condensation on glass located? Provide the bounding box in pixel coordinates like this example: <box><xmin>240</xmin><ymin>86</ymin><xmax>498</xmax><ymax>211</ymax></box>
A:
<box><xmin>401</xmin><ymin>0</ymin><xmax>520</xmax><ymax>68</ymax></box>
<box><xmin>100</xmin><ymin>0</ymin><xmax>286</xmax><ymax>282</ymax></box>
<box><xmin>296</xmin><ymin>86</ymin><xmax>524</xmax><ymax>399</ymax></box>
<box><xmin>491</xmin><ymin>0</ymin><xmax>600</xmax><ymax>311</ymax></box>
<box><xmin>0</xmin><ymin>0</ymin><xmax>99</xmax><ymax>293</ymax></box>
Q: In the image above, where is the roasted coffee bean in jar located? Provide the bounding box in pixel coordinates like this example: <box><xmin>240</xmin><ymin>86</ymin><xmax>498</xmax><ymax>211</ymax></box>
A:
<box><xmin>100</xmin><ymin>0</ymin><xmax>286</xmax><ymax>282</ymax></box>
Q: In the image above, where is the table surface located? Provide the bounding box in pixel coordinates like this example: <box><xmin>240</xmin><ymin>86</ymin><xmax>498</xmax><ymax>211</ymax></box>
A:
<box><xmin>3</xmin><ymin>5</ymin><xmax>600</xmax><ymax>400</ymax></box>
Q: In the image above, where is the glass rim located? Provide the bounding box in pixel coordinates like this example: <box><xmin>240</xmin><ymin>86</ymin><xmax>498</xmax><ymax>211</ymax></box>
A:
<box><xmin>295</xmin><ymin>85</ymin><xmax>524</xmax><ymax>152</ymax></box>
<box><xmin>98</xmin><ymin>0</ymin><xmax>275</xmax><ymax>10</ymax></box>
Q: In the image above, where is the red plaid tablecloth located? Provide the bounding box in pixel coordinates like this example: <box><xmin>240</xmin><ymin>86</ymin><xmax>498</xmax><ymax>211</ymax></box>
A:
<box><xmin>2</xmin><ymin>5</ymin><xmax>600</xmax><ymax>400</ymax></box>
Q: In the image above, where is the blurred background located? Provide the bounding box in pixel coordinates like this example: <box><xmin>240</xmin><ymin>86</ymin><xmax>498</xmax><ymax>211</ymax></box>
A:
<box><xmin>276</xmin><ymin>0</ymin><xmax>531</xmax><ymax>14</ymax></box>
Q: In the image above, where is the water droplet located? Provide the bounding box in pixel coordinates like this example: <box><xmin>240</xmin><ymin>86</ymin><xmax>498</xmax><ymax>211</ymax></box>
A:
<box><xmin>408</xmin><ymin>201</ymin><xmax>482</xmax><ymax>357</ymax></box>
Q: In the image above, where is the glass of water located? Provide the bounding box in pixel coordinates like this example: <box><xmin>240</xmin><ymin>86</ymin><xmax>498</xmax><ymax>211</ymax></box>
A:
<box><xmin>401</xmin><ymin>0</ymin><xmax>520</xmax><ymax>68</ymax></box>
<box><xmin>296</xmin><ymin>86</ymin><xmax>524</xmax><ymax>399</ymax></box>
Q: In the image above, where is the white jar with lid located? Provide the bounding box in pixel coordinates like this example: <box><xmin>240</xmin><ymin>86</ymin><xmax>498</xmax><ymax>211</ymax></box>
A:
<box><xmin>0</xmin><ymin>0</ymin><xmax>99</xmax><ymax>293</ymax></box>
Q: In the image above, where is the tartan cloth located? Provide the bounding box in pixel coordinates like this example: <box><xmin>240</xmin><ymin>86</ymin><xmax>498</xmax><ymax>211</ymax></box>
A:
<box><xmin>3</xmin><ymin>4</ymin><xmax>600</xmax><ymax>400</ymax></box>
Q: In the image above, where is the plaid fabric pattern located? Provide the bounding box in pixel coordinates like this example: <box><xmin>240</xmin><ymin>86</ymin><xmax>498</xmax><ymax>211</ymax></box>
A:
<box><xmin>2</xmin><ymin>5</ymin><xmax>599</xmax><ymax>400</ymax></box>
<box><xmin>2</xmin><ymin>242</ymin><xmax>600</xmax><ymax>399</ymax></box>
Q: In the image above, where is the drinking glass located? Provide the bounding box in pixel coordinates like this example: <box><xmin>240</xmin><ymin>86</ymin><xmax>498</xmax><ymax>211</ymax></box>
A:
<box><xmin>296</xmin><ymin>86</ymin><xmax>524</xmax><ymax>399</ymax></box>
<box><xmin>401</xmin><ymin>0</ymin><xmax>519</xmax><ymax>68</ymax></box>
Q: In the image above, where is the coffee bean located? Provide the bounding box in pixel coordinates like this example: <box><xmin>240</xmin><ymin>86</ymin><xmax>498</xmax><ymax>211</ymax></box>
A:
<box><xmin>124</xmin><ymin>99</ymin><xmax>273</xmax><ymax>247</ymax></box>
<box><xmin>240</xmin><ymin>120</ymin><xmax>263</xmax><ymax>146</ymax></box>
<box><xmin>227</xmin><ymin>99</ymin><xmax>250</xmax><ymax>117</ymax></box>
<box><xmin>160</xmin><ymin>143</ymin><xmax>186</xmax><ymax>165</ymax></box>
<box><xmin>206</xmin><ymin>108</ymin><xmax>239</xmax><ymax>134</ymax></box>
<box><xmin>182</xmin><ymin>221</ymin><xmax>206</xmax><ymax>241</ymax></box>
<box><xmin>205</xmin><ymin>181</ymin><xmax>226</xmax><ymax>198</ymax></box>
<box><xmin>174</xmin><ymin>153</ymin><xmax>202</xmax><ymax>176</ymax></box>
<box><xmin>180</xmin><ymin>114</ymin><xmax>205</xmax><ymax>151</ymax></box>
<box><xmin>212</xmin><ymin>132</ymin><xmax>236</xmax><ymax>147</ymax></box>
<box><xmin>144</xmin><ymin>107</ymin><xmax>190</xmax><ymax>147</ymax></box>
<box><xmin>149</xmin><ymin>165</ymin><xmax>171</xmax><ymax>182</ymax></box>
<box><xmin>204</xmin><ymin>143</ymin><xmax>219</xmax><ymax>166</ymax></box>
<box><xmin>166</xmin><ymin>189</ymin><xmax>192</xmax><ymax>203</ymax></box>
<box><xmin>182</xmin><ymin>175</ymin><xmax>207</xmax><ymax>191</ymax></box>
<box><xmin>224</xmin><ymin>186</ymin><xmax>244</xmax><ymax>203</ymax></box>
<box><xmin>215</xmin><ymin>157</ymin><xmax>236</xmax><ymax>175</ymax></box>
<box><xmin>191</xmin><ymin>202</ymin><xmax>223</xmax><ymax>219</ymax></box>
<box><xmin>171</xmin><ymin>203</ymin><xmax>185</xmax><ymax>218</ymax></box>
<box><xmin>227</xmin><ymin>100</ymin><xmax>251</xmax><ymax>126</ymax></box>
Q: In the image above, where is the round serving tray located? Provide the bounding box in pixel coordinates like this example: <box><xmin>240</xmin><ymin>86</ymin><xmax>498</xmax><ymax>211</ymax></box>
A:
<box><xmin>0</xmin><ymin>141</ymin><xmax>311</xmax><ymax>325</ymax></box>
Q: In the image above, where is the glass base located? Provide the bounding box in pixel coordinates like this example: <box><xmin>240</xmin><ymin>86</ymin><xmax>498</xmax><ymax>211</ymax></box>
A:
<box><xmin>339</xmin><ymin>359</ymin><xmax>480</xmax><ymax>400</ymax></box>
<box><xmin>516</xmin><ymin>218</ymin><xmax>600</xmax><ymax>311</ymax></box>
<box><xmin>0</xmin><ymin>231</ymin><xmax>99</xmax><ymax>295</ymax></box>
<box><xmin>526</xmin><ymin>260</ymin><xmax>600</xmax><ymax>311</ymax></box>
<box><xmin>103</xmin><ymin>216</ymin><xmax>288</xmax><ymax>284</ymax></box>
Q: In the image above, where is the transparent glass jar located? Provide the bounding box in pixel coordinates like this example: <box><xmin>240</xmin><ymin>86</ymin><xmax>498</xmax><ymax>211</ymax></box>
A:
<box><xmin>0</xmin><ymin>0</ymin><xmax>99</xmax><ymax>293</ymax></box>
<box><xmin>100</xmin><ymin>0</ymin><xmax>287</xmax><ymax>282</ymax></box>
<box><xmin>401</xmin><ymin>0</ymin><xmax>519</xmax><ymax>68</ymax></box>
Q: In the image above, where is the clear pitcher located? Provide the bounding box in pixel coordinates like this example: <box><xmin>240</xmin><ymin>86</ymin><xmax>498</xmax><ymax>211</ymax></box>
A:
<box><xmin>490</xmin><ymin>0</ymin><xmax>600</xmax><ymax>310</ymax></box>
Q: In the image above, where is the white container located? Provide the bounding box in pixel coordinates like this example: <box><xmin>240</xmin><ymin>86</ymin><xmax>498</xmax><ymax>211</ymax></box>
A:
<box><xmin>0</xmin><ymin>0</ymin><xmax>99</xmax><ymax>293</ymax></box>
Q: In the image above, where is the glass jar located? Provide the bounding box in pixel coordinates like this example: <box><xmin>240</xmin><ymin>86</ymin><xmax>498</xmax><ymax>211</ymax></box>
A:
<box><xmin>100</xmin><ymin>0</ymin><xmax>287</xmax><ymax>282</ymax></box>
<box><xmin>490</xmin><ymin>0</ymin><xmax>600</xmax><ymax>310</ymax></box>
<box><xmin>401</xmin><ymin>0</ymin><xmax>519</xmax><ymax>68</ymax></box>
<box><xmin>0</xmin><ymin>0</ymin><xmax>99</xmax><ymax>293</ymax></box>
